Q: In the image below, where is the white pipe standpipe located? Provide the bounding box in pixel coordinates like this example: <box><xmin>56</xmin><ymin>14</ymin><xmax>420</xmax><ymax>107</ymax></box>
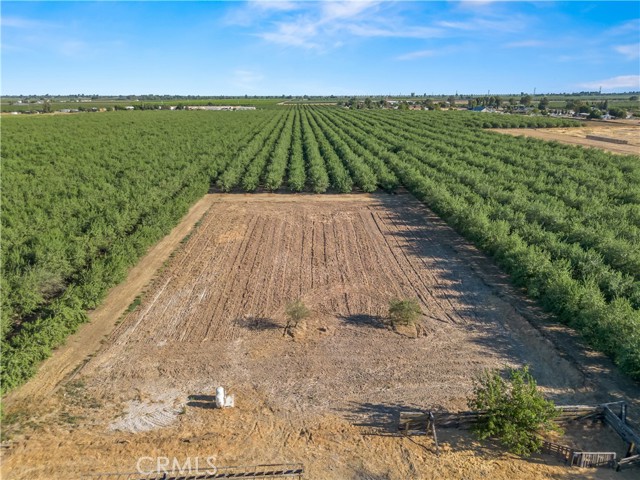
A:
<box><xmin>215</xmin><ymin>387</ymin><xmax>226</xmax><ymax>408</ymax></box>
<box><xmin>215</xmin><ymin>386</ymin><xmax>235</xmax><ymax>408</ymax></box>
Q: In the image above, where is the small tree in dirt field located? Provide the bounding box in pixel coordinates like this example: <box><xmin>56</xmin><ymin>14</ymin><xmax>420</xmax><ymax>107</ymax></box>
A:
<box><xmin>284</xmin><ymin>299</ymin><xmax>310</xmax><ymax>335</ymax></box>
<box><xmin>468</xmin><ymin>366</ymin><xmax>559</xmax><ymax>456</ymax></box>
<box><xmin>387</xmin><ymin>298</ymin><xmax>422</xmax><ymax>328</ymax></box>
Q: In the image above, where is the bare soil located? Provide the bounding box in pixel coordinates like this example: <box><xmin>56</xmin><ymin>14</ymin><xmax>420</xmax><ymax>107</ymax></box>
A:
<box><xmin>2</xmin><ymin>194</ymin><xmax>638</xmax><ymax>480</ymax></box>
<box><xmin>492</xmin><ymin>121</ymin><xmax>640</xmax><ymax>155</ymax></box>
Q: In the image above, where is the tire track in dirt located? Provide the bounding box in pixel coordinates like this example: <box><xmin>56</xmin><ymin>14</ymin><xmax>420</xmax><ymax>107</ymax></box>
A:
<box><xmin>396</xmin><ymin>204</ymin><xmax>486</xmax><ymax>324</ymax></box>
<box><xmin>330</xmin><ymin>217</ymin><xmax>351</xmax><ymax>315</ymax></box>
<box><xmin>175</xmin><ymin>209</ymin><xmax>245</xmax><ymax>342</ymax></box>
<box><xmin>262</xmin><ymin>215</ymin><xmax>288</xmax><ymax>317</ymax></box>
<box><xmin>368</xmin><ymin>208</ymin><xmax>454</xmax><ymax>324</ymax></box>
<box><xmin>175</xmin><ymin>210</ymin><xmax>230</xmax><ymax>326</ymax></box>
<box><xmin>283</xmin><ymin>212</ymin><xmax>303</xmax><ymax>304</ymax></box>
<box><xmin>344</xmin><ymin>213</ymin><xmax>374</xmax><ymax>315</ymax></box>
<box><xmin>378</xmin><ymin>204</ymin><xmax>466</xmax><ymax>324</ymax></box>
<box><xmin>270</xmin><ymin>216</ymin><xmax>291</xmax><ymax>315</ymax></box>
<box><xmin>199</xmin><ymin>210</ymin><xmax>259</xmax><ymax>341</ymax></box>
<box><xmin>357</xmin><ymin>206</ymin><xmax>406</xmax><ymax>300</ymax></box>
<box><xmin>210</xmin><ymin>213</ymin><xmax>270</xmax><ymax>340</ymax></box>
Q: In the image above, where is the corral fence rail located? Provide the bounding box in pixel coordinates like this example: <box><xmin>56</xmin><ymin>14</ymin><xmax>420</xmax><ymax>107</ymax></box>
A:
<box><xmin>571</xmin><ymin>452</ymin><xmax>617</xmax><ymax>468</ymax></box>
<box><xmin>399</xmin><ymin>401</ymin><xmax>639</xmax><ymax>471</ymax></box>
<box><xmin>81</xmin><ymin>463</ymin><xmax>304</xmax><ymax>480</ymax></box>
<box><xmin>585</xmin><ymin>135</ymin><xmax>629</xmax><ymax>145</ymax></box>
<box><xmin>541</xmin><ymin>440</ymin><xmax>573</xmax><ymax>463</ymax></box>
<box><xmin>617</xmin><ymin>454</ymin><xmax>640</xmax><ymax>471</ymax></box>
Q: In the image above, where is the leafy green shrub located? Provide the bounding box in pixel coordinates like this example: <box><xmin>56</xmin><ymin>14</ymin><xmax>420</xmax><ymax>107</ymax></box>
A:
<box><xmin>284</xmin><ymin>299</ymin><xmax>311</xmax><ymax>333</ymax></box>
<box><xmin>468</xmin><ymin>366</ymin><xmax>559</xmax><ymax>456</ymax></box>
<box><xmin>387</xmin><ymin>298</ymin><xmax>422</xmax><ymax>328</ymax></box>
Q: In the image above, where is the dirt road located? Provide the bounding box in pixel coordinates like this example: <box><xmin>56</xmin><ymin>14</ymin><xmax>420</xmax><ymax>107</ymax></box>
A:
<box><xmin>492</xmin><ymin>123</ymin><xmax>640</xmax><ymax>155</ymax></box>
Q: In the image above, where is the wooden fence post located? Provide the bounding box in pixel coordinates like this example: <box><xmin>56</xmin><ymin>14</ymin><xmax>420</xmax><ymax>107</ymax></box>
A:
<box><xmin>430</xmin><ymin>412</ymin><xmax>439</xmax><ymax>457</ymax></box>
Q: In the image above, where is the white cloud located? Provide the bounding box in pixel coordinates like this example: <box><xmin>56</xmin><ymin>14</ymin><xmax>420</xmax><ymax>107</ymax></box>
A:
<box><xmin>224</xmin><ymin>1</ymin><xmax>302</xmax><ymax>26</ymax></box>
<box><xmin>438</xmin><ymin>16</ymin><xmax>526</xmax><ymax>34</ymax></box>
<box><xmin>347</xmin><ymin>24</ymin><xmax>443</xmax><ymax>39</ymax></box>
<box><xmin>437</xmin><ymin>20</ymin><xmax>472</xmax><ymax>30</ymax></box>
<box><xmin>605</xmin><ymin>18</ymin><xmax>640</xmax><ymax>37</ymax></box>
<box><xmin>240</xmin><ymin>0</ymin><xmax>441</xmax><ymax>51</ymax></box>
<box><xmin>53</xmin><ymin>39</ymin><xmax>125</xmax><ymax>58</ymax></box>
<box><xmin>259</xmin><ymin>20</ymin><xmax>321</xmax><ymax>49</ymax></box>
<box><xmin>579</xmin><ymin>75</ymin><xmax>640</xmax><ymax>90</ymax></box>
<box><xmin>250</xmin><ymin>1</ymin><xmax>299</xmax><ymax>11</ymax></box>
<box><xmin>396</xmin><ymin>49</ymin><xmax>438</xmax><ymax>61</ymax></box>
<box><xmin>614</xmin><ymin>44</ymin><xmax>640</xmax><ymax>60</ymax></box>
<box><xmin>1</xmin><ymin>16</ymin><xmax>58</xmax><ymax>29</ymax></box>
<box><xmin>456</xmin><ymin>0</ymin><xmax>497</xmax><ymax>8</ymax></box>
<box><xmin>232</xmin><ymin>69</ymin><xmax>265</xmax><ymax>91</ymax></box>
<box><xmin>505</xmin><ymin>40</ymin><xmax>545</xmax><ymax>48</ymax></box>
<box><xmin>321</xmin><ymin>1</ymin><xmax>380</xmax><ymax>20</ymax></box>
<box><xmin>58</xmin><ymin>40</ymin><xmax>89</xmax><ymax>57</ymax></box>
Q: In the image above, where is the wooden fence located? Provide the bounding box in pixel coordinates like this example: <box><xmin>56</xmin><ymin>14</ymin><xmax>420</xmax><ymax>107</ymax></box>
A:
<box><xmin>399</xmin><ymin>402</ymin><xmax>640</xmax><ymax>471</ymax></box>
<box><xmin>540</xmin><ymin>441</ymin><xmax>573</xmax><ymax>463</ymax></box>
<box><xmin>571</xmin><ymin>452</ymin><xmax>617</xmax><ymax>468</ymax></box>
<box><xmin>554</xmin><ymin>405</ymin><xmax>602</xmax><ymax>423</ymax></box>
<box><xmin>585</xmin><ymin>135</ymin><xmax>629</xmax><ymax>145</ymax></box>
<box><xmin>602</xmin><ymin>403</ymin><xmax>640</xmax><ymax>455</ymax></box>
<box><xmin>399</xmin><ymin>411</ymin><xmax>482</xmax><ymax>431</ymax></box>
<box><xmin>617</xmin><ymin>454</ymin><xmax>640</xmax><ymax>471</ymax></box>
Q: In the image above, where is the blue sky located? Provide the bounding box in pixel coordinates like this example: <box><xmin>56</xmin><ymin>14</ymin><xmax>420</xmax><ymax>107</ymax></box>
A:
<box><xmin>2</xmin><ymin>1</ymin><xmax>639</xmax><ymax>95</ymax></box>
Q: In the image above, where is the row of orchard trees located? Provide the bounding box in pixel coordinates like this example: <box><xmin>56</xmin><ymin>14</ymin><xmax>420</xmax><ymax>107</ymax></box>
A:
<box><xmin>3</xmin><ymin>106</ymin><xmax>638</xmax><ymax>393</ymax></box>
<box><xmin>1</xmin><ymin>110</ymin><xmax>273</xmax><ymax>392</ymax></box>
<box><xmin>320</xmin><ymin>106</ymin><xmax>640</xmax><ymax>379</ymax></box>
<box><xmin>208</xmin><ymin>106</ymin><xmax>584</xmax><ymax>196</ymax></box>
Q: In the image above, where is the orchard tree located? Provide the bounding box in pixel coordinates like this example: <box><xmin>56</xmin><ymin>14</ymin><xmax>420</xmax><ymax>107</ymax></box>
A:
<box><xmin>609</xmin><ymin>107</ymin><xmax>626</xmax><ymax>118</ymax></box>
<box><xmin>538</xmin><ymin>97</ymin><xmax>550</xmax><ymax>110</ymax></box>
<box><xmin>589</xmin><ymin>108</ymin><xmax>602</xmax><ymax>119</ymax></box>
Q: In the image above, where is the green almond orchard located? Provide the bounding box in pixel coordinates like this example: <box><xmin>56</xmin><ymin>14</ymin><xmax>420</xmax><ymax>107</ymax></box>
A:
<box><xmin>2</xmin><ymin>106</ymin><xmax>639</xmax><ymax>394</ymax></box>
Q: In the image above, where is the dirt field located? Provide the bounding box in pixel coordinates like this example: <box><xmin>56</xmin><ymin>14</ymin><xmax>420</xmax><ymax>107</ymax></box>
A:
<box><xmin>493</xmin><ymin>120</ymin><xmax>640</xmax><ymax>155</ymax></box>
<box><xmin>3</xmin><ymin>194</ymin><xmax>639</xmax><ymax>480</ymax></box>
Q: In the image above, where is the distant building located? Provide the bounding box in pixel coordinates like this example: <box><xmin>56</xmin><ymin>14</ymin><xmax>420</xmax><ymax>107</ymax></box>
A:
<box><xmin>185</xmin><ymin>105</ymin><xmax>256</xmax><ymax>111</ymax></box>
